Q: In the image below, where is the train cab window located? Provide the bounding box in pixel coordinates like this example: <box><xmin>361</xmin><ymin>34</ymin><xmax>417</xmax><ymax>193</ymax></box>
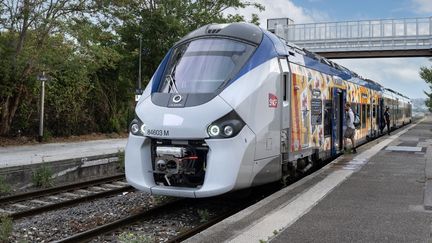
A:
<box><xmin>159</xmin><ymin>38</ymin><xmax>255</xmax><ymax>93</ymax></box>
<box><xmin>361</xmin><ymin>104</ymin><xmax>366</xmax><ymax>128</ymax></box>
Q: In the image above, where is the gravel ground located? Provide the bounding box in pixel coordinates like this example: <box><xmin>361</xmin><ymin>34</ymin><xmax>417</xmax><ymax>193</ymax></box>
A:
<box><xmin>10</xmin><ymin>191</ymin><xmax>236</xmax><ymax>243</ymax></box>
<box><xmin>95</xmin><ymin>201</ymin><xmax>228</xmax><ymax>242</ymax></box>
<box><xmin>11</xmin><ymin>191</ymin><xmax>155</xmax><ymax>242</ymax></box>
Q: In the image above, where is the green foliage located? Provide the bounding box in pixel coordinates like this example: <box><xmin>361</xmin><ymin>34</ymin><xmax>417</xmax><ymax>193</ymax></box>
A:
<box><xmin>420</xmin><ymin>65</ymin><xmax>432</xmax><ymax>112</ymax></box>
<box><xmin>117</xmin><ymin>150</ymin><xmax>125</xmax><ymax>173</ymax></box>
<box><xmin>151</xmin><ymin>195</ymin><xmax>170</xmax><ymax>205</ymax></box>
<box><xmin>0</xmin><ymin>216</ymin><xmax>12</xmax><ymax>242</ymax></box>
<box><xmin>0</xmin><ymin>0</ymin><xmax>263</xmax><ymax>137</ymax></box>
<box><xmin>0</xmin><ymin>177</ymin><xmax>11</xmax><ymax>195</ymax></box>
<box><xmin>118</xmin><ymin>232</ymin><xmax>152</xmax><ymax>243</ymax></box>
<box><xmin>32</xmin><ymin>164</ymin><xmax>53</xmax><ymax>188</ymax></box>
<box><xmin>197</xmin><ymin>208</ymin><xmax>210</xmax><ymax>223</ymax></box>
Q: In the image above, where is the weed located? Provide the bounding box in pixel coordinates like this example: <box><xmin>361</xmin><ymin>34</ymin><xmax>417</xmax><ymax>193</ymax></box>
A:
<box><xmin>273</xmin><ymin>229</ymin><xmax>279</xmax><ymax>235</ymax></box>
<box><xmin>32</xmin><ymin>164</ymin><xmax>53</xmax><ymax>188</ymax></box>
<box><xmin>42</xmin><ymin>130</ymin><xmax>52</xmax><ymax>142</ymax></box>
<box><xmin>0</xmin><ymin>177</ymin><xmax>11</xmax><ymax>195</ymax></box>
<box><xmin>259</xmin><ymin>240</ymin><xmax>267</xmax><ymax>243</ymax></box>
<box><xmin>197</xmin><ymin>209</ymin><xmax>210</xmax><ymax>223</ymax></box>
<box><xmin>0</xmin><ymin>216</ymin><xmax>12</xmax><ymax>242</ymax></box>
<box><xmin>118</xmin><ymin>232</ymin><xmax>152</xmax><ymax>243</ymax></box>
<box><xmin>117</xmin><ymin>150</ymin><xmax>125</xmax><ymax>173</ymax></box>
<box><xmin>151</xmin><ymin>195</ymin><xmax>169</xmax><ymax>205</ymax></box>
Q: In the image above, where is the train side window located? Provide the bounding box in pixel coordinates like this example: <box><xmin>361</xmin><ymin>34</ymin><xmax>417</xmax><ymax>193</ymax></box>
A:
<box><xmin>361</xmin><ymin>104</ymin><xmax>366</xmax><ymax>128</ymax></box>
<box><xmin>372</xmin><ymin>105</ymin><xmax>376</xmax><ymax>118</ymax></box>
<box><xmin>324</xmin><ymin>101</ymin><xmax>332</xmax><ymax>136</ymax></box>
<box><xmin>367</xmin><ymin>105</ymin><xmax>370</xmax><ymax>119</ymax></box>
<box><xmin>351</xmin><ymin>102</ymin><xmax>357</xmax><ymax>114</ymax></box>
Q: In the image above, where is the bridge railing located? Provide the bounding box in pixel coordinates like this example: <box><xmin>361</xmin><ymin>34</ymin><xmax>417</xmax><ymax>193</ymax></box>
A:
<box><xmin>275</xmin><ymin>17</ymin><xmax>432</xmax><ymax>52</ymax></box>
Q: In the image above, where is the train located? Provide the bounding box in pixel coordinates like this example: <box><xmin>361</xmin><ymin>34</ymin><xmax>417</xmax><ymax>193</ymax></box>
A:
<box><xmin>125</xmin><ymin>23</ymin><xmax>412</xmax><ymax>198</ymax></box>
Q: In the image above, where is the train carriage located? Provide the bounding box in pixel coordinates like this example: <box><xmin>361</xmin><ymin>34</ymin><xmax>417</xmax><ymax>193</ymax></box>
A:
<box><xmin>125</xmin><ymin>23</ymin><xmax>412</xmax><ymax>198</ymax></box>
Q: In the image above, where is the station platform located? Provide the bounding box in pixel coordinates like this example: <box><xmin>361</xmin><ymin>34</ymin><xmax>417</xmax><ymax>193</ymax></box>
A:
<box><xmin>187</xmin><ymin>117</ymin><xmax>432</xmax><ymax>242</ymax></box>
<box><xmin>0</xmin><ymin>138</ymin><xmax>127</xmax><ymax>168</ymax></box>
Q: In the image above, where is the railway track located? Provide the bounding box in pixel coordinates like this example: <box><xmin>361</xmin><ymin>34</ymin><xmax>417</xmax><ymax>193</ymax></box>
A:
<box><xmin>0</xmin><ymin>174</ymin><xmax>133</xmax><ymax>219</ymax></box>
<box><xmin>53</xmin><ymin>183</ymin><xmax>281</xmax><ymax>243</ymax></box>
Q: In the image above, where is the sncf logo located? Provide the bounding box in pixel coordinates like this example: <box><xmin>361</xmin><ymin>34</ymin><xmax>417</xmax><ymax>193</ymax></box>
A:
<box><xmin>268</xmin><ymin>93</ymin><xmax>278</xmax><ymax>108</ymax></box>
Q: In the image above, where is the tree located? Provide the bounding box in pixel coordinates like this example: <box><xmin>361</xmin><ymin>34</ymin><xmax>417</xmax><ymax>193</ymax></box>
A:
<box><xmin>0</xmin><ymin>0</ymin><xmax>264</xmax><ymax>137</ymax></box>
<box><xmin>420</xmin><ymin>65</ymin><xmax>432</xmax><ymax>112</ymax></box>
<box><xmin>0</xmin><ymin>0</ymin><xmax>100</xmax><ymax>135</ymax></box>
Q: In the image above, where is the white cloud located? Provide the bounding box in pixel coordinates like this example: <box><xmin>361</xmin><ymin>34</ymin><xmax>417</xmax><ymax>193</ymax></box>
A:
<box><xmin>411</xmin><ymin>0</ymin><xmax>432</xmax><ymax>14</ymax></box>
<box><xmin>225</xmin><ymin>0</ymin><xmax>330</xmax><ymax>27</ymax></box>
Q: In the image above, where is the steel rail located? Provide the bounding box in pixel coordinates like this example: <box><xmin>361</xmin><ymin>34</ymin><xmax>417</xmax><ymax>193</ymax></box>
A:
<box><xmin>0</xmin><ymin>174</ymin><xmax>125</xmax><ymax>204</ymax></box>
<box><xmin>54</xmin><ymin>199</ymin><xmax>186</xmax><ymax>243</ymax></box>
<box><xmin>10</xmin><ymin>185</ymin><xmax>134</xmax><ymax>220</ymax></box>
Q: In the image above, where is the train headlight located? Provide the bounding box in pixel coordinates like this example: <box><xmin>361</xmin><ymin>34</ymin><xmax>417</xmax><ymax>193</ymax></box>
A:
<box><xmin>223</xmin><ymin>125</ymin><xmax>234</xmax><ymax>136</ymax></box>
<box><xmin>131</xmin><ymin>123</ymin><xmax>140</xmax><ymax>135</ymax></box>
<box><xmin>140</xmin><ymin>124</ymin><xmax>147</xmax><ymax>135</ymax></box>
<box><xmin>130</xmin><ymin>117</ymin><xmax>146</xmax><ymax>136</ymax></box>
<box><xmin>207</xmin><ymin>110</ymin><xmax>245</xmax><ymax>139</ymax></box>
<box><xmin>208</xmin><ymin>125</ymin><xmax>220</xmax><ymax>137</ymax></box>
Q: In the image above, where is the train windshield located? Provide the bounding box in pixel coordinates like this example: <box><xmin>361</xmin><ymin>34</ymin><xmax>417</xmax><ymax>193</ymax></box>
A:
<box><xmin>159</xmin><ymin>38</ymin><xmax>255</xmax><ymax>94</ymax></box>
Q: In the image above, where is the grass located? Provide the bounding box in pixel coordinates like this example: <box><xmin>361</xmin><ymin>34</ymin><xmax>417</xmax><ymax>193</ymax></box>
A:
<box><xmin>0</xmin><ymin>177</ymin><xmax>11</xmax><ymax>195</ymax></box>
<box><xmin>117</xmin><ymin>149</ymin><xmax>125</xmax><ymax>173</ymax></box>
<box><xmin>151</xmin><ymin>195</ymin><xmax>169</xmax><ymax>205</ymax></box>
<box><xmin>118</xmin><ymin>232</ymin><xmax>152</xmax><ymax>243</ymax></box>
<box><xmin>197</xmin><ymin>209</ymin><xmax>210</xmax><ymax>223</ymax></box>
<box><xmin>32</xmin><ymin>164</ymin><xmax>53</xmax><ymax>188</ymax></box>
<box><xmin>0</xmin><ymin>216</ymin><xmax>12</xmax><ymax>242</ymax></box>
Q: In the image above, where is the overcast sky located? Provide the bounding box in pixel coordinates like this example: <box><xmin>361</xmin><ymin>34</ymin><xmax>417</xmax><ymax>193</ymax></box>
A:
<box><xmin>226</xmin><ymin>0</ymin><xmax>432</xmax><ymax>99</ymax></box>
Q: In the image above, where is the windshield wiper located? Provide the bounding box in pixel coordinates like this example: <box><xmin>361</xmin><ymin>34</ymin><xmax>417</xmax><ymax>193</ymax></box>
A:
<box><xmin>166</xmin><ymin>74</ymin><xmax>179</xmax><ymax>93</ymax></box>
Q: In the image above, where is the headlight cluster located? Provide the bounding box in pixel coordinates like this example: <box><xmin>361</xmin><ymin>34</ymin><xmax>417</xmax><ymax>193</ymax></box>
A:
<box><xmin>130</xmin><ymin>117</ymin><xmax>146</xmax><ymax>136</ymax></box>
<box><xmin>207</xmin><ymin>110</ymin><xmax>245</xmax><ymax>139</ymax></box>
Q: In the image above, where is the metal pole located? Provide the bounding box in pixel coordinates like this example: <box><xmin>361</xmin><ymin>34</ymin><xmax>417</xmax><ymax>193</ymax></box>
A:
<box><xmin>135</xmin><ymin>36</ymin><xmax>143</xmax><ymax>102</ymax></box>
<box><xmin>38</xmin><ymin>77</ymin><xmax>45</xmax><ymax>142</ymax></box>
<box><xmin>138</xmin><ymin>35</ymin><xmax>142</xmax><ymax>90</ymax></box>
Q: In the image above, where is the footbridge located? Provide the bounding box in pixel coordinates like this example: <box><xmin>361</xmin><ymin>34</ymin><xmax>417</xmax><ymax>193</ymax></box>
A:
<box><xmin>267</xmin><ymin>17</ymin><xmax>432</xmax><ymax>58</ymax></box>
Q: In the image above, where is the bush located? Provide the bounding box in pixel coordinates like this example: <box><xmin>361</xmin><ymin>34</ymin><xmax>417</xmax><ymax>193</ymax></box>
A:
<box><xmin>32</xmin><ymin>164</ymin><xmax>53</xmax><ymax>188</ymax></box>
<box><xmin>0</xmin><ymin>177</ymin><xmax>11</xmax><ymax>195</ymax></box>
<box><xmin>117</xmin><ymin>150</ymin><xmax>125</xmax><ymax>173</ymax></box>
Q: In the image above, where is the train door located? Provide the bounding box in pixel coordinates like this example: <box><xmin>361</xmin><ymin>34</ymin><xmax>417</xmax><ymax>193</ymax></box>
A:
<box><xmin>378</xmin><ymin>98</ymin><xmax>384</xmax><ymax>133</ymax></box>
<box><xmin>372</xmin><ymin>99</ymin><xmax>377</xmax><ymax>136</ymax></box>
<box><xmin>331</xmin><ymin>88</ymin><xmax>345</xmax><ymax>156</ymax></box>
<box><xmin>279</xmin><ymin>58</ymin><xmax>290</xmax><ymax>158</ymax></box>
<box><xmin>395</xmin><ymin>98</ymin><xmax>399</xmax><ymax>127</ymax></box>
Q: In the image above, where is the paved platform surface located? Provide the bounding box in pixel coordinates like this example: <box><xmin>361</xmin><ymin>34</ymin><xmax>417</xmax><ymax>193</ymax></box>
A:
<box><xmin>187</xmin><ymin>117</ymin><xmax>432</xmax><ymax>243</ymax></box>
<box><xmin>0</xmin><ymin>139</ymin><xmax>127</xmax><ymax>168</ymax></box>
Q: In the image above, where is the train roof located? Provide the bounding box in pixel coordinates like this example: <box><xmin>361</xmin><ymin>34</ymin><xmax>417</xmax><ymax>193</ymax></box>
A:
<box><xmin>279</xmin><ymin>39</ymin><xmax>386</xmax><ymax>91</ymax></box>
<box><xmin>173</xmin><ymin>23</ymin><xmax>410</xmax><ymax>99</ymax></box>
<box><xmin>384</xmin><ymin>88</ymin><xmax>410</xmax><ymax>100</ymax></box>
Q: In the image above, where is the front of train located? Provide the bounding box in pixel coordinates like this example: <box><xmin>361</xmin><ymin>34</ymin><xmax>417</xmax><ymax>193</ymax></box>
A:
<box><xmin>125</xmin><ymin>23</ymin><xmax>284</xmax><ymax>198</ymax></box>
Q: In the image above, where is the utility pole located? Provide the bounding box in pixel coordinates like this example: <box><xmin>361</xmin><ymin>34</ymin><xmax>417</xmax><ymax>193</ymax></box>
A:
<box><xmin>37</xmin><ymin>72</ymin><xmax>48</xmax><ymax>142</ymax></box>
<box><xmin>135</xmin><ymin>35</ymin><xmax>143</xmax><ymax>102</ymax></box>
